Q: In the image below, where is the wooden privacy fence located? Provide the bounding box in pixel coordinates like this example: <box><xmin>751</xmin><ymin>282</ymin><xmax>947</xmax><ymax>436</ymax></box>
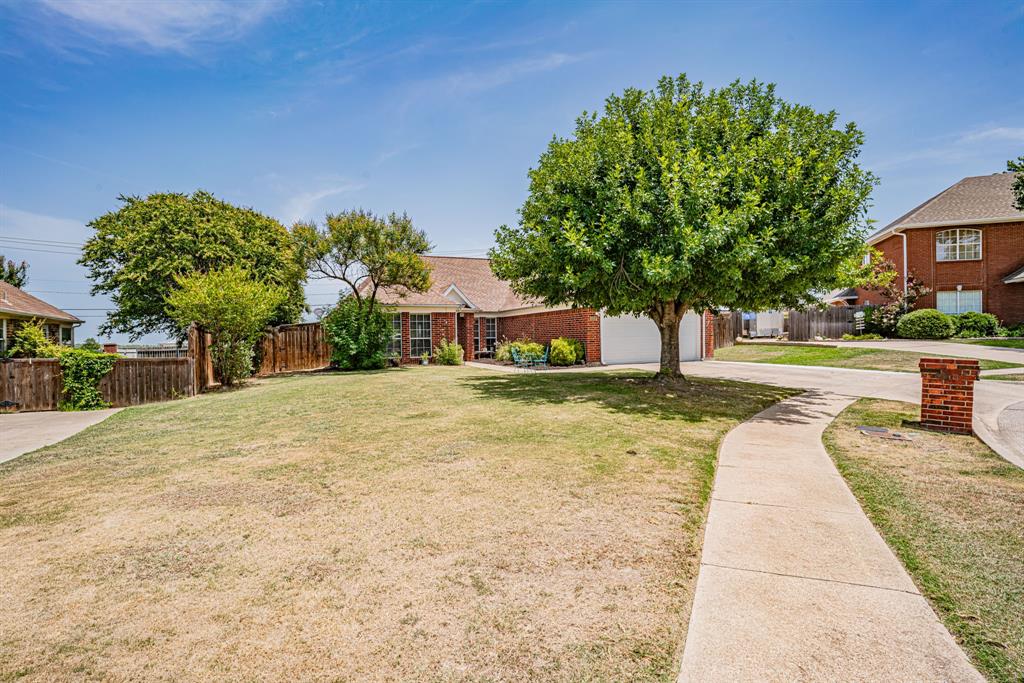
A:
<box><xmin>713</xmin><ymin>311</ymin><xmax>743</xmax><ymax>350</ymax></box>
<box><xmin>256</xmin><ymin>322</ymin><xmax>332</xmax><ymax>376</ymax></box>
<box><xmin>786</xmin><ymin>305</ymin><xmax>867</xmax><ymax>341</ymax></box>
<box><xmin>0</xmin><ymin>357</ymin><xmax>194</xmax><ymax>412</ymax></box>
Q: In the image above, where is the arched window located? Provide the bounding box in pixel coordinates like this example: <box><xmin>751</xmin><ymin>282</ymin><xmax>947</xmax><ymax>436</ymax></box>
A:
<box><xmin>936</xmin><ymin>228</ymin><xmax>981</xmax><ymax>261</ymax></box>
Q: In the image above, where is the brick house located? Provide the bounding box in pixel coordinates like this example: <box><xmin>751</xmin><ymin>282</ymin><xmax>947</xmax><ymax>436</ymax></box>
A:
<box><xmin>0</xmin><ymin>281</ymin><xmax>83</xmax><ymax>354</ymax></box>
<box><xmin>371</xmin><ymin>256</ymin><xmax>714</xmax><ymax>364</ymax></box>
<box><xmin>853</xmin><ymin>172</ymin><xmax>1024</xmax><ymax>324</ymax></box>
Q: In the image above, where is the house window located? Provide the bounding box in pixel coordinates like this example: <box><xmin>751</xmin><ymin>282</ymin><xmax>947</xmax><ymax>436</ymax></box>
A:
<box><xmin>474</xmin><ymin>318</ymin><xmax>480</xmax><ymax>351</ymax></box>
<box><xmin>409</xmin><ymin>314</ymin><xmax>431</xmax><ymax>357</ymax></box>
<box><xmin>936</xmin><ymin>228</ymin><xmax>981</xmax><ymax>262</ymax></box>
<box><xmin>387</xmin><ymin>313</ymin><xmax>402</xmax><ymax>357</ymax></box>
<box><xmin>60</xmin><ymin>326</ymin><xmax>73</xmax><ymax>346</ymax></box>
<box><xmin>936</xmin><ymin>290</ymin><xmax>982</xmax><ymax>315</ymax></box>
<box><xmin>484</xmin><ymin>317</ymin><xmax>497</xmax><ymax>351</ymax></box>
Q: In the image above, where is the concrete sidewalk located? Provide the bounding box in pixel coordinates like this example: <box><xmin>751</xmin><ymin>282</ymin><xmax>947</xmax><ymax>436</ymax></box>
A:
<box><xmin>0</xmin><ymin>409</ymin><xmax>121</xmax><ymax>464</ymax></box>
<box><xmin>678</xmin><ymin>392</ymin><xmax>983</xmax><ymax>682</ymax></box>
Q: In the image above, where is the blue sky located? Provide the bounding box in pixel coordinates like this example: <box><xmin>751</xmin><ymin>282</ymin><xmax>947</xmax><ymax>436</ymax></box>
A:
<box><xmin>1</xmin><ymin>0</ymin><xmax>1022</xmax><ymax>342</ymax></box>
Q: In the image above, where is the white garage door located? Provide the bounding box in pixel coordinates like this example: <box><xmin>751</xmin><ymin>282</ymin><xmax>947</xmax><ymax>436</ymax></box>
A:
<box><xmin>600</xmin><ymin>312</ymin><xmax>702</xmax><ymax>364</ymax></box>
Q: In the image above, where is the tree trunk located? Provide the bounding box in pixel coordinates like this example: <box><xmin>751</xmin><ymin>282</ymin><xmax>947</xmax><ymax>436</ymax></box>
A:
<box><xmin>655</xmin><ymin>307</ymin><xmax>684</xmax><ymax>379</ymax></box>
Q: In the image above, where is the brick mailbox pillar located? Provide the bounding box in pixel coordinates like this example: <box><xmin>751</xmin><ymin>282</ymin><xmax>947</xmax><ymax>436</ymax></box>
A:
<box><xmin>919</xmin><ymin>358</ymin><xmax>980</xmax><ymax>435</ymax></box>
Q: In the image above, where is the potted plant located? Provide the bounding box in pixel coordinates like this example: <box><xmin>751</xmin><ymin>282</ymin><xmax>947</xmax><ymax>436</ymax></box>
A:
<box><xmin>420</xmin><ymin>352</ymin><xmax>430</xmax><ymax>366</ymax></box>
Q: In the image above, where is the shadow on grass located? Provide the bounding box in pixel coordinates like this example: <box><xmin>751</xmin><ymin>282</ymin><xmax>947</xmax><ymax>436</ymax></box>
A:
<box><xmin>457</xmin><ymin>370</ymin><xmax>797</xmax><ymax>423</ymax></box>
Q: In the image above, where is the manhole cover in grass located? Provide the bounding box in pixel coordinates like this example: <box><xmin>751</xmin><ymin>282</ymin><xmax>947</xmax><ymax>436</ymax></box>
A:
<box><xmin>857</xmin><ymin>425</ymin><xmax>914</xmax><ymax>441</ymax></box>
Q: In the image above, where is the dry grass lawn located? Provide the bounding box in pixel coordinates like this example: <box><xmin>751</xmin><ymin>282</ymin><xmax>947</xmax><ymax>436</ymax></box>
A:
<box><xmin>824</xmin><ymin>399</ymin><xmax>1024</xmax><ymax>683</ymax></box>
<box><xmin>0</xmin><ymin>366</ymin><xmax>791</xmax><ymax>682</ymax></box>
<box><xmin>715</xmin><ymin>343</ymin><xmax>1021</xmax><ymax>373</ymax></box>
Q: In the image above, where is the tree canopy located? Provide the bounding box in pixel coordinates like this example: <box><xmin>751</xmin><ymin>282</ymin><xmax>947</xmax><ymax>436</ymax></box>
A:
<box><xmin>1008</xmin><ymin>156</ymin><xmax>1023</xmax><ymax>211</ymax></box>
<box><xmin>1</xmin><ymin>255</ymin><xmax>28</xmax><ymax>288</ymax></box>
<box><xmin>167</xmin><ymin>266</ymin><xmax>287</xmax><ymax>386</ymax></box>
<box><xmin>491</xmin><ymin>75</ymin><xmax>876</xmax><ymax>376</ymax></box>
<box><xmin>293</xmin><ymin>210</ymin><xmax>431</xmax><ymax>314</ymax></box>
<box><xmin>80</xmin><ymin>191</ymin><xmax>306</xmax><ymax>340</ymax></box>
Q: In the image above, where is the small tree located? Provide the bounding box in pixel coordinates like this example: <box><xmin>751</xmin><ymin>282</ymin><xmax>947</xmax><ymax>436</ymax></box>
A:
<box><xmin>491</xmin><ymin>75</ymin><xmax>876</xmax><ymax>378</ymax></box>
<box><xmin>863</xmin><ymin>258</ymin><xmax>930</xmax><ymax>336</ymax></box>
<box><xmin>1009</xmin><ymin>156</ymin><xmax>1024</xmax><ymax>211</ymax></box>
<box><xmin>293</xmin><ymin>210</ymin><xmax>432</xmax><ymax>316</ymax></box>
<box><xmin>80</xmin><ymin>191</ymin><xmax>306</xmax><ymax>340</ymax></box>
<box><xmin>167</xmin><ymin>266</ymin><xmax>287</xmax><ymax>386</ymax></box>
<box><xmin>79</xmin><ymin>337</ymin><xmax>103</xmax><ymax>352</ymax></box>
<box><xmin>321</xmin><ymin>296</ymin><xmax>392</xmax><ymax>370</ymax></box>
<box><xmin>1</xmin><ymin>255</ymin><xmax>28</xmax><ymax>288</ymax></box>
<box><xmin>8</xmin><ymin>320</ymin><xmax>61</xmax><ymax>358</ymax></box>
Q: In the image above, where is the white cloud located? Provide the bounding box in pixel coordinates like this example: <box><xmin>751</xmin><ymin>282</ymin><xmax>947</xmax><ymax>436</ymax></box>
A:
<box><xmin>958</xmin><ymin>126</ymin><xmax>1024</xmax><ymax>143</ymax></box>
<box><xmin>438</xmin><ymin>52</ymin><xmax>588</xmax><ymax>95</ymax></box>
<box><xmin>38</xmin><ymin>0</ymin><xmax>283</xmax><ymax>53</ymax></box>
<box><xmin>281</xmin><ymin>182</ymin><xmax>367</xmax><ymax>224</ymax></box>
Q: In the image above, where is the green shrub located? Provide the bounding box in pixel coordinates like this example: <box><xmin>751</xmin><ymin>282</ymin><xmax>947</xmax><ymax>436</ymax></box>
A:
<box><xmin>951</xmin><ymin>311</ymin><xmax>1000</xmax><ymax>338</ymax></box>
<box><xmin>433</xmin><ymin>339</ymin><xmax>464</xmax><ymax>365</ymax></box>
<box><xmin>8</xmin><ymin>320</ymin><xmax>62</xmax><ymax>358</ymax></box>
<box><xmin>58</xmin><ymin>348</ymin><xmax>118</xmax><ymax>411</ymax></box>
<box><xmin>549</xmin><ymin>338</ymin><xmax>576</xmax><ymax>365</ymax></box>
<box><xmin>168</xmin><ymin>266</ymin><xmax>288</xmax><ymax>385</ymax></box>
<box><xmin>321</xmin><ymin>297</ymin><xmax>392</xmax><ymax>371</ymax></box>
<box><xmin>1005</xmin><ymin>322</ymin><xmax>1024</xmax><ymax>337</ymax></box>
<box><xmin>896</xmin><ymin>308</ymin><xmax>954</xmax><ymax>339</ymax></box>
<box><xmin>841</xmin><ymin>332</ymin><xmax>883</xmax><ymax>341</ymax></box>
<box><xmin>495</xmin><ymin>338</ymin><xmax>544</xmax><ymax>362</ymax></box>
<box><xmin>549</xmin><ymin>337</ymin><xmax>584</xmax><ymax>365</ymax></box>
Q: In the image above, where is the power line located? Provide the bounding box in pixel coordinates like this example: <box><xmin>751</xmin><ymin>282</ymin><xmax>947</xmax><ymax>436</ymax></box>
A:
<box><xmin>0</xmin><ymin>235</ymin><xmax>84</xmax><ymax>247</ymax></box>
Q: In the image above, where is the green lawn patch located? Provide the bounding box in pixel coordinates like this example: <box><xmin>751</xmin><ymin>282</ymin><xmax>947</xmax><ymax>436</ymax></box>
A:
<box><xmin>0</xmin><ymin>366</ymin><xmax>792</xmax><ymax>681</ymax></box>
<box><xmin>714</xmin><ymin>343</ymin><xmax>1021</xmax><ymax>372</ymax></box>
<box><xmin>824</xmin><ymin>399</ymin><xmax>1024</xmax><ymax>682</ymax></box>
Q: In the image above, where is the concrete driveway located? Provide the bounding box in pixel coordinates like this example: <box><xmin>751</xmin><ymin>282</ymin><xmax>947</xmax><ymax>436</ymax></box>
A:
<box><xmin>0</xmin><ymin>409</ymin><xmax>122</xmax><ymax>464</ymax></box>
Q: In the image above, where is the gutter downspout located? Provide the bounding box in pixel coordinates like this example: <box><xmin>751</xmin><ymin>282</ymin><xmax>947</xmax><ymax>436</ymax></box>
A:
<box><xmin>896</xmin><ymin>230</ymin><xmax>908</xmax><ymax>296</ymax></box>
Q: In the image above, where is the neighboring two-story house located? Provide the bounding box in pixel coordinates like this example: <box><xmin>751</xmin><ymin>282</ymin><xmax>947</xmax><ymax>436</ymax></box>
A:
<box><xmin>853</xmin><ymin>172</ymin><xmax>1024</xmax><ymax>324</ymax></box>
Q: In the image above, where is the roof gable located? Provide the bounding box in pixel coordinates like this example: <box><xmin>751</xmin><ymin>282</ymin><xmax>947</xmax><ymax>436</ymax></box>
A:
<box><xmin>372</xmin><ymin>256</ymin><xmax>533</xmax><ymax>311</ymax></box>
<box><xmin>0</xmin><ymin>282</ymin><xmax>83</xmax><ymax>323</ymax></box>
<box><xmin>871</xmin><ymin>172</ymin><xmax>1023</xmax><ymax>243</ymax></box>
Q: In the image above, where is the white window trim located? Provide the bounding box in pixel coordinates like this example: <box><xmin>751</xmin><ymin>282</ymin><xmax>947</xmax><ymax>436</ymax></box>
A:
<box><xmin>936</xmin><ymin>290</ymin><xmax>983</xmax><ymax>315</ymax></box>
<box><xmin>409</xmin><ymin>313</ymin><xmax>432</xmax><ymax>357</ymax></box>
<box><xmin>935</xmin><ymin>228</ymin><xmax>982</xmax><ymax>262</ymax></box>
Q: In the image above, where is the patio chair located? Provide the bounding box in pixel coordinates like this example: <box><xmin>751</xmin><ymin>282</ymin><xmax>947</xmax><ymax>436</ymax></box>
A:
<box><xmin>510</xmin><ymin>348</ymin><xmax>531</xmax><ymax>369</ymax></box>
<box><xmin>532</xmin><ymin>347</ymin><xmax>549</xmax><ymax>369</ymax></box>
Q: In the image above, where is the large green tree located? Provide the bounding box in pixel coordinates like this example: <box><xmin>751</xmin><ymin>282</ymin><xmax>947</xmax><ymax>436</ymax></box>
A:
<box><xmin>491</xmin><ymin>75</ymin><xmax>876</xmax><ymax>377</ymax></box>
<box><xmin>1008</xmin><ymin>156</ymin><xmax>1023</xmax><ymax>211</ymax></box>
<box><xmin>293</xmin><ymin>210</ymin><xmax>432</xmax><ymax>315</ymax></box>
<box><xmin>80</xmin><ymin>191</ymin><xmax>306</xmax><ymax>340</ymax></box>
<box><xmin>1</xmin><ymin>255</ymin><xmax>28</xmax><ymax>288</ymax></box>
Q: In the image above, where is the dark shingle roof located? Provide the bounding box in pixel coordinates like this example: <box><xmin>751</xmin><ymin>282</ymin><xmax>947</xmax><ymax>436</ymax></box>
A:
<box><xmin>0</xmin><ymin>282</ymin><xmax>83</xmax><ymax>323</ymax></box>
<box><xmin>871</xmin><ymin>173</ymin><xmax>1023</xmax><ymax>242</ymax></box>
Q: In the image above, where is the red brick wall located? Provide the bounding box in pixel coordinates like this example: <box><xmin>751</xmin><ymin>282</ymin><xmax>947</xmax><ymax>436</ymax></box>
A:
<box><xmin>460</xmin><ymin>313</ymin><xmax>475</xmax><ymax>361</ymax></box>
<box><xmin>400</xmin><ymin>312</ymin><xmax>411</xmax><ymax>361</ymax></box>
<box><xmin>855</xmin><ymin>223</ymin><xmax>1024</xmax><ymax>324</ymax></box>
<box><xmin>703</xmin><ymin>310</ymin><xmax>715</xmax><ymax>359</ymax></box>
<box><xmin>398</xmin><ymin>311</ymin><xmax>459</xmax><ymax>363</ymax></box>
<box><xmin>919</xmin><ymin>358</ymin><xmax>979</xmax><ymax>435</ymax></box>
<box><xmin>498</xmin><ymin>308</ymin><xmax>602</xmax><ymax>362</ymax></box>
